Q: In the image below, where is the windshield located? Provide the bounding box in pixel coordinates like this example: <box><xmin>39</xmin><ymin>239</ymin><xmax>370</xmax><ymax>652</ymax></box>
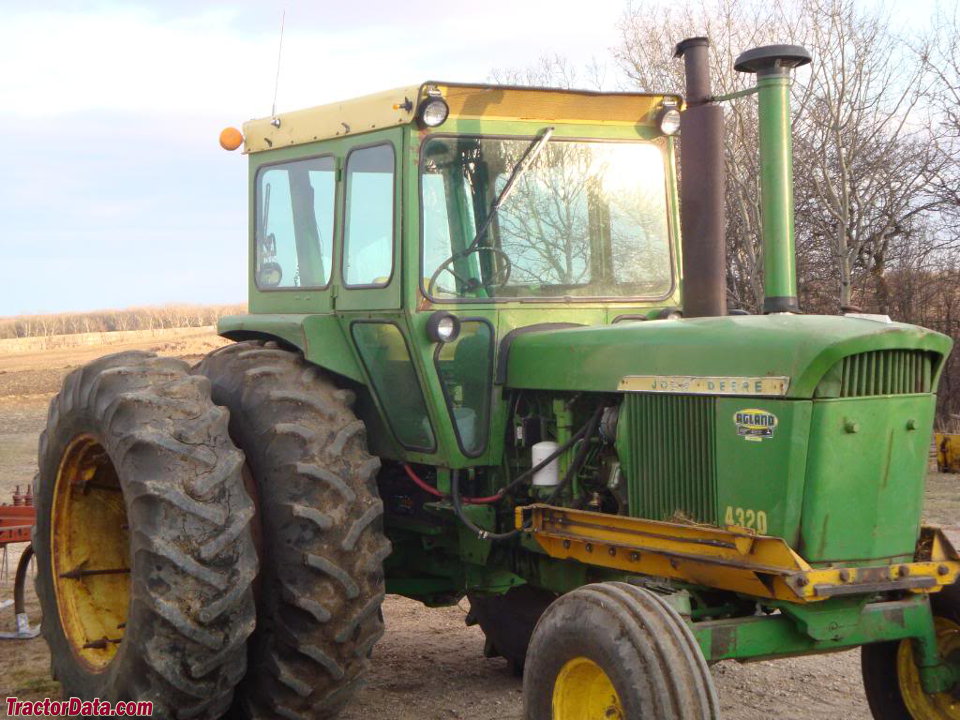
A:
<box><xmin>421</xmin><ymin>136</ymin><xmax>673</xmax><ymax>301</ymax></box>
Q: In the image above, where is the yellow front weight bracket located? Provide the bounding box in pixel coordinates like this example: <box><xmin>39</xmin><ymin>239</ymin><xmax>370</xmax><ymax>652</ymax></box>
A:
<box><xmin>517</xmin><ymin>505</ymin><xmax>960</xmax><ymax>603</ymax></box>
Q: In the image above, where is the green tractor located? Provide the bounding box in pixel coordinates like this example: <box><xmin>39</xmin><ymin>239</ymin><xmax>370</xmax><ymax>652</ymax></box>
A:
<box><xmin>33</xmin><ymin>36</ymin><xmax>960</xmax><ymax>720</ymax></box>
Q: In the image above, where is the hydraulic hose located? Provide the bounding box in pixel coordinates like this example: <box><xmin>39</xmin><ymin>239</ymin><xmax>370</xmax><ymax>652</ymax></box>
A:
<box><xmin>402</xmin><ymin>463</ymin><xmax>501</xmax><ymax>504</ymax></box>
<box><xmin>450</xmin><ymin>406</ymin><xmax>606</xmax><ymax>541</ymax></box>
<box><xmin>545</xmin><ymin>408</ymin><xmax>604</xmax><ymax>504</ymax></box>
<box><xmin>451</xmin><ymin>469</ymin><xmax>522</xmax><ymax>541</ymax></box>
<box><xmin>401</xmin><ymin>412</ymin><xmax>597</xmax><ymax>506</ymax></box>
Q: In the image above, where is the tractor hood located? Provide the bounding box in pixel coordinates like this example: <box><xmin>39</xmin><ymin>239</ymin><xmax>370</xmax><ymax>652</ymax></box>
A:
<box><xmin>504</xmin><ymin>315</ymin><xmax>952</xmax><ymax>398</ymax></box>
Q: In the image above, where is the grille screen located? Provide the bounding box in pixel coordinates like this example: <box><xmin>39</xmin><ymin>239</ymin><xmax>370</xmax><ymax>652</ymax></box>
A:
<box><xmin>837</xmin><ymin>350</ymin><xmax>934</xmax><ymax>397</ymax></box>
<box><xmin>621</xmin><ymin>394</ymin><xmax>717</xmax><ymax>522</ymax></box>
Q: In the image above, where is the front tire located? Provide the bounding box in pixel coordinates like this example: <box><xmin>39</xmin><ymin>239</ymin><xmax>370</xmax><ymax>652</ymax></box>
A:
<box><xmin>196</xmin><ymin>341</ymin><xmax>390</xmax><ymax>719</ymax></box>
<box><xmin>34</xmin><ymin>352</ymin><xmax>257</xmax><ymax>719</ymax></box>
<box><xmin>862</xmin><ymin>584</ymin><xmax>960</xmax><ymax>719</ymax></box>
<box><xmin>523</xmin><ymin>582</ymin><xmax>719</xmax><ymax>720</ymax></box>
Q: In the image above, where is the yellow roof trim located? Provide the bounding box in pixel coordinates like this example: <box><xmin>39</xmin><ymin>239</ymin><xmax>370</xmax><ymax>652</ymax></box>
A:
<box><xmin>436</xmin><ymin>83</ymin><xmax>674</xmax><ymax>126</ymax></box>
<box><xmin>243</xmin><ymin>85</ymin><xmax>421</xmax><ymax>154</ymax></box>
<box><xmin>242</xmin><ymin>82</ymin><xmax>679</xmax><ymax>153</ymax></box>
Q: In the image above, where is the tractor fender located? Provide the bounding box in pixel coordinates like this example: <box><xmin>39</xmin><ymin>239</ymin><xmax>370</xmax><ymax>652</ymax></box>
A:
<box><xmin>218</xmin><ymin>313</ymin><xmax>365</xmax><ymax>384</ymax></box>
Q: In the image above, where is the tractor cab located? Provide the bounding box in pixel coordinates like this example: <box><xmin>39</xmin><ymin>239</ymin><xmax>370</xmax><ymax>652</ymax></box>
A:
<box><xmin>220</xmin><ymin>83</ymin><xmax>685</xmax><ymax>467</ymax></box>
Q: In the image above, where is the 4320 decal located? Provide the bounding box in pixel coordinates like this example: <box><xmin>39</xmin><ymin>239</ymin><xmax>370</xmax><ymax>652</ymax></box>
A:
<box><xmin>724</xmin><ymin>505</ymin><xmax>768</xmax><ymax>534</ymax></box>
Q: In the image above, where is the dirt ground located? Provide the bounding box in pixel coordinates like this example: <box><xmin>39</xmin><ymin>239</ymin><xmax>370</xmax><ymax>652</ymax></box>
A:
<box><xmin>0</xmin><ymin>327</ymin><xmax>955</xmax><ymax>719</ymax></box>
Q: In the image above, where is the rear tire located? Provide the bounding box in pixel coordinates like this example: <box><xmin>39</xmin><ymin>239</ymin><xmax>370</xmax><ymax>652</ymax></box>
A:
<box><xmin>523</xmin><ymin>582</ymin><xmax>719</xmax><ymax>720</ymax></box>
<box><xmin>862</xmin><ymin>584</ymin><xmax>960</xmax><ymax>719</ymax></box>
<box><xmin>196</xmin><ymin>341</ymin><xmax>390</xmax><ymax>719</ymax></box>
<box><xmin>34</xmin><ymin>352</ymin><xmax>257</xmax><ymax>719</ymax></box>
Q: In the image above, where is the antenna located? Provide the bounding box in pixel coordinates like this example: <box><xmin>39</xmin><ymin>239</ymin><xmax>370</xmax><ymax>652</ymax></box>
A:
<box><xmin>271</xmin><ymin>10</ymin><xmax>286</xmax><ymax>122</ymax></box>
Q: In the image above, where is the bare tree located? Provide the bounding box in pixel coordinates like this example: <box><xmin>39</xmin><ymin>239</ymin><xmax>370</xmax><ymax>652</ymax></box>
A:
<box><xmin>616</xmin><ymin>0</ymin><xmax>792</xmax><ymax>310</ymax></box>
<box><xmin>613</xmin><ymin>0</ymin><xmax>950</xmax><ymax>316</ymax></box>
<box><xmin>919</xmin><ymin>5</ymin><xmax>960</xmax><ymax>245</ymax></box>
<box><xmin>791</xmin><ymin>0</ymin><xmax>949</xmax><ymax>312</ymax></box>
<box><xmin>0</xmin><ymin>304</ymin><xmax>246</xmax><ymax>340</ymax></box>
<box><xmin>491</xmin><ymin>53</ymin><xmax>604</xmax><ymax>90</ymax></box>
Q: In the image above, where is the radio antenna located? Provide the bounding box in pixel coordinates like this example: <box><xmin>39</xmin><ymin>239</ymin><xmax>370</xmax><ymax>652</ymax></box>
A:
<box><xmin>271</xmin><ymin>10</ymin><xmax>286</xmax><ymax>121</ymax></box>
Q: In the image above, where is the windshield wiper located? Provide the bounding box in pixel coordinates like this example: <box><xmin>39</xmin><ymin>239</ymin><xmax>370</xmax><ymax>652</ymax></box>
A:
<box><xmin>465</xmin><ymin>125</ymin><xmax>555</xmax><ymax>253</ymax></box>
<box><xmin>425</xmin><ymin>127</ymin><xmax>554</xmax><ymax>297</ymax></box>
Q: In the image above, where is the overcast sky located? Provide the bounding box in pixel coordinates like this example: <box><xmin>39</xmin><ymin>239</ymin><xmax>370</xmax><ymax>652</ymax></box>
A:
<box><xmin>0</xmin><ymin>0</ymin><xmax>940</xmax><ymax>316</ymax></box>
<box><xmin>0</xmin><ymin>0</ymin><xmax>635</xmax><ymax>316</ymax></box>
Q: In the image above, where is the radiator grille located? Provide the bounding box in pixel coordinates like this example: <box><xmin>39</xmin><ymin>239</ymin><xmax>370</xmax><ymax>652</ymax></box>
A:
<box><xmin>621</xmin><ymin>394</ymin><xmax>717</xmax><ymax>523</ymax></box>
<box><xmin>837</xmin><ymin>350</ymin><xmax>933</xmax><ymax>397</ymax></box>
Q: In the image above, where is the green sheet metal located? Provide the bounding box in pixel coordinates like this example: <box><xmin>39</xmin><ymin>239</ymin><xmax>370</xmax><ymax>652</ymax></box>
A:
<box><xmin>218</xmin><ymin>313</ymin><xmax>364</xmax><ymax>383</ymax></box>
<box><xmin>799</xmin><ymin>394</ymin><xmax>937</xmax><ymax>564</ymax></box>
<box><xmin>505</xmin><ymin>314</ymin><xmax>952</xmax><ymax>397</ymax></box>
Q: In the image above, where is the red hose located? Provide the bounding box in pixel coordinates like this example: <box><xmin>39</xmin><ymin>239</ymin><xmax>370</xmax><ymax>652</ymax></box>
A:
<box><xmin>402</xmin><ymin>463</ymin><xmax>444</xmax><ymax>498</ymax></box>
<box><xmin>402</xmin><ymin>463</ymin><xmax>502</xmax><ymax>505</ymax></box>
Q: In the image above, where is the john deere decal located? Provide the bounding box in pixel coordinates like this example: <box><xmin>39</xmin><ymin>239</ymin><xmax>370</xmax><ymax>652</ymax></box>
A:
<box><xmin>734</xmin><ymin>409</ymin><xmax>778</xmax><ymax>442</ymax></box>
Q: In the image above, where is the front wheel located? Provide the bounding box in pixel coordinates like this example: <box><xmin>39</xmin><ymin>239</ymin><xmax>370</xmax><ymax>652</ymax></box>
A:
<box><xmin>522</xmin><ymin>582</ymin><xmax>719</xmax><ymax>720</ymax></box>
<box><xmin>862</xmin><ymin>585</ymin><xmax>960</xmax><ymax>719</ymax></box>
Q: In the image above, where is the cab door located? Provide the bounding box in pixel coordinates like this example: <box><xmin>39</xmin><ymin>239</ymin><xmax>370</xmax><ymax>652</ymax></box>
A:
<box><xmin>336</xmin><ymin>128</ymin><xmax>439</xmax><ymax>459</ymax></box>
<box><xmin>335</xmin><ymin>128</ymin><xmax>404</xmax><ymax>311</ymax></box>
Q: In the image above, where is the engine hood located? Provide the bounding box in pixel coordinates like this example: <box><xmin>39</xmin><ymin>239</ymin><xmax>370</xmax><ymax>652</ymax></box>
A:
<box><xmin>503</xmin><ymin>315</ymin><xmax>952</xmax><ymax>398</ymax></box>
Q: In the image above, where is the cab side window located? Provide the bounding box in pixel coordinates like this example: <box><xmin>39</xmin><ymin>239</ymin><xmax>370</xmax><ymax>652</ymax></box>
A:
<box><xmin>255</xmin><ymin>156</ymin><xmax>335</xmax><ymax>289</ymax></box>
<box><xmin>343</xmin><ymin>144</ymin><xmax>395</xmax><ymax>286</ymax></box>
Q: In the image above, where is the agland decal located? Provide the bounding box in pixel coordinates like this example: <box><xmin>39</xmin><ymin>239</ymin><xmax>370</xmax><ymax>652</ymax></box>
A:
<box><xmin>734</xmin><ymin>408</ymin><xmax>778</xmax><ymax>442</ymax></box>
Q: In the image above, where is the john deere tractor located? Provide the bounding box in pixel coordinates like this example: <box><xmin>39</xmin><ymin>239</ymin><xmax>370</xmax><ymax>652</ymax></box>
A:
<box><xmin>34</xmin><ymin>37</ymin><xmax>960</xmax><ymax>720</ymax></box>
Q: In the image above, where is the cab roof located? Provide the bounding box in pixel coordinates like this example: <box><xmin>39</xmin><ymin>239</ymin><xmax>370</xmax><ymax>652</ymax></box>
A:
<box><xmin>241</xmin><ymin>82</ymin><xmax>680</xmax><ymax>153</ymax></box>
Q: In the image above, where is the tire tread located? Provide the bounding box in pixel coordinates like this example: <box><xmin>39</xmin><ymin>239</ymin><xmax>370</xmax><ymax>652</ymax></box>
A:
<box><xmin>34</xmin><ymin>352</ymin><xmax>256</xmax><ymax>719</ymax></box>
<box><xmin>195</xmin><ymin>341</ymin><xmax>388</xmax><ymax>719</ymax></box>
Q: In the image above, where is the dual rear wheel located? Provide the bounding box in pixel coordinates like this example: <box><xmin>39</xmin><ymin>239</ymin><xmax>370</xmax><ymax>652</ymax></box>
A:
<box><xmin>35</xmin><ymin>345</ymin><xmax>389</xmax><ymax>719</ymax></box>
<box><xmin>34</xmin><ymin>352</ymin><xmax>257</xmax><ymax>718</ymax></box>
<box><xmin>196</xmin><ymin>341</ymin><xmax>390</xmax><ymax>718</ymax></box>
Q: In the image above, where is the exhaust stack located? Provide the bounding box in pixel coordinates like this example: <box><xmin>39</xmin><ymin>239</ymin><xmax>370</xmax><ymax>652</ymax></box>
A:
<box><xmin>734</xmin><ymin>45</ymin><xmax>811</xmax><ymax>314</ymax></box>
<box><xmin>675</xmin><ymin>37</ymin><xmax>727</xmax><ymax>318</ymax></box>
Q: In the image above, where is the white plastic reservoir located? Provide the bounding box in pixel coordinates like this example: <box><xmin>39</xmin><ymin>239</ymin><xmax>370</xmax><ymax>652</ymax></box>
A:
<box><xmin>531</xmin><ymin>441</ymin><xmax>560</xmax><ymax>487</ymax></box>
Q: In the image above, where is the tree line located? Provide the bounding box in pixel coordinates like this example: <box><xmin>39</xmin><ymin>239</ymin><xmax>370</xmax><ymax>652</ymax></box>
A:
<box><xmin>496</xmin><ymin>0</ymin><xmax>960</xmax><ymax>429</ymax></box>
<box><xmin>0</xmin><ymin>304</ymin><xmax>246</xmax><ymax>340</ymax></box>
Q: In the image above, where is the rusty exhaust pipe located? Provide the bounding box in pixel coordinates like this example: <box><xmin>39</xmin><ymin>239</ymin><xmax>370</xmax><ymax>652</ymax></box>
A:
<box><xmin>675</xmin><ymin>37</ymin><xmax>727</xmax><ymax>318</ymax></box>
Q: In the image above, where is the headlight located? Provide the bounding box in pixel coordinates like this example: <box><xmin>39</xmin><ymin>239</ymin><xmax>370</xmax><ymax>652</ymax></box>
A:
<box><xmin>656</xmin><ymin>107</ymin><xmax>681</xmax><ymax>136</ymax></box>
<box><xmin>426</xmin><ymin>311</ymin><xmax>461</xmax><ymax>343</ymax></box>
<box><xmin>418</xmin><ymin>97</ymin><xmax>449</xmax><ymax>128</ymax></box>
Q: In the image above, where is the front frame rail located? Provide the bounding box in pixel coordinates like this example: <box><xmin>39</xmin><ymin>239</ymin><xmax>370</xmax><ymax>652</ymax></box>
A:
<box><xmin>517</xmin><ymin>504</ymin><xmax>960</xmax><ymax>603</ymax></box>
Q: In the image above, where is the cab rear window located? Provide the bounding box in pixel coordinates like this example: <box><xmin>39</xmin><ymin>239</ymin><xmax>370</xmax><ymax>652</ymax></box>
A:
<box><xmin>254</xmin><ymin>155</ymin><xmax>335</xmax><ymax>289</ymax></box>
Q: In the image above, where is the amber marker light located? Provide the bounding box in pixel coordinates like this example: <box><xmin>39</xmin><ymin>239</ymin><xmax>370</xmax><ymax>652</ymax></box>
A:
<box><xmin>219</xmin><ymin>127</ymin><xmax>244</xmax><ymax>151</ymax></box>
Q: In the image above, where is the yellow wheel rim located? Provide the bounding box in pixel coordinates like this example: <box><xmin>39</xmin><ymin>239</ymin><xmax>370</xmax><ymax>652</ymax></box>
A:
<box><xmin>51</xmin><ymin>434</ymin><xmax>130</xmax><ymax>672</ymax></box>
<box><xmin>552</xmin><ymin>656</ymin><xmax>623</xmax><ymax>719</ymax></box>
<box><xmin>898</xmin><ymin>616</ymin><xmax>960</xmax><ymax>718</ymax></box>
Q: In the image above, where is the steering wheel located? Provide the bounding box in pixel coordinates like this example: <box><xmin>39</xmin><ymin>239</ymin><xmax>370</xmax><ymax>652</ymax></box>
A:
<box><xmin>427</xmin><ymin>246</ymin><xmax>512</xmax><ymax>297</ymax></box>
